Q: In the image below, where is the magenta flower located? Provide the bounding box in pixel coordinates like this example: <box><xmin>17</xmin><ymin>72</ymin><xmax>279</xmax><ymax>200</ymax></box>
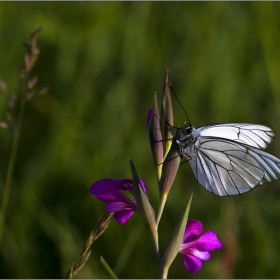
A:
<box><xmin>179</xmin><ymin>219</ymin><xmax>222</xmax><ymax>274</ymax></box>
<box><xmin>90</xmin><ymin>178</ymin><xmax>146</xmax><ymax>224</ymax></box>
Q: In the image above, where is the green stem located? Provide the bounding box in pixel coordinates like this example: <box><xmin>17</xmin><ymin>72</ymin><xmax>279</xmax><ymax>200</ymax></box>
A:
<box><xmin>0</xmin><ymin>95</ymin><xmax>26</xmax><ymax>246</ymax></box>
<box><xmin>156</xmin><ymin>192</ymin><xmax>167</xmax><ymax>227</ymax></box>
<box><xmin>150</xmin><ymin>227</ymin><xmax>160</xmax><ymax>267</ymax></box>
<box><xmin>161</xmin><ymin>266</ymin><xmax>168</xmax><ymax>279</ymax></box>
<box><xmin>100</xmin><ymin>256</ymin><xmax>118</xmax><ymax>279</ymax></box>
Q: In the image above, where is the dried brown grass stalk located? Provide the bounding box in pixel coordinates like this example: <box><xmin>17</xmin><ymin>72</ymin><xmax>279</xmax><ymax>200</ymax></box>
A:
<box><xmin>66</xmin><ymin>212</ymin><xmax>113</xmax><ymax>279</ymax></box>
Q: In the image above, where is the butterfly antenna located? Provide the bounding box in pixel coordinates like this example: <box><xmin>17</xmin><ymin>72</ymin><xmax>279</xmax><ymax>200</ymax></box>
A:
<box><xmin>169</xmin><ymin>85</ymin><xmax>191</xmax><ymax>126</ymax></box>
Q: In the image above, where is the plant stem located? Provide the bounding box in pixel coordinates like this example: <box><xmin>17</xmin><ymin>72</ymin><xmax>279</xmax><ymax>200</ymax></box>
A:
<box><xmin>0</xmin><ymin>95</ymin><xmax>26</xmax><ymax>246</ymax></box>
<box><xmin>161</xmin><ymin>267</ymin><xmax>168</xmax><ymax>279</ymax></box>
<box><xmin>156</xmin><ymin>192</ymin><xmax>167</xmax><ymax>227</ymax></box>
<box><xmin>66</xmin><ymin>212</ymin><xmax>113</xmax><ymax>279</ymax></box>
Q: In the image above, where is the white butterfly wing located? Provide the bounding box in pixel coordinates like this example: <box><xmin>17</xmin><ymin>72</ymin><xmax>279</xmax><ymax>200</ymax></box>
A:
<box><xmin>196</xmin><ymin>123</ymin><xmax>275</xmax><ymax>149</ymax></box>
<box><xmin>248</xmin><ymin>148</ymin><xmax>280</xmax><ymax>184</ymax></box>
<box><xmin>186</xmin><ymin>138</ymin><xmax>267</xmax><ymax>196</ymax></box>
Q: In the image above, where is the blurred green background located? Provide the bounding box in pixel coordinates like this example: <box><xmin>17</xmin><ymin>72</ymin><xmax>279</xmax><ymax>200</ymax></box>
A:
<box><xmin>1</xmin><ymin>2</ymin><xmax>280</xmax><ymax>278</ymax></box>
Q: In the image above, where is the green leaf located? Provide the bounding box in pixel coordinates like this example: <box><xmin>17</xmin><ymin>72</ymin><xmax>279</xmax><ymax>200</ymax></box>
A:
<box><xmin>161</xmin><ymin>194</ymin><xmax>193</xmax><ymax>279</ymax></box>
<box><xmin>129</xmin><ymin>159</ymin><xmax>159</xmax><ymax>264</ymax></box>
<box><xmin>129</xmin><ymin>159</ymin><xmax>156</xmax><ymax>232</ymax></box>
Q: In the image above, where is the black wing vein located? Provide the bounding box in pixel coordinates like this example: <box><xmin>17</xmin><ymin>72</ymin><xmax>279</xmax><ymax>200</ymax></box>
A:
<box><xmin>188</xmin><ymin>138</ymin><xmax>265</xmax><ymax>196</ymax></box>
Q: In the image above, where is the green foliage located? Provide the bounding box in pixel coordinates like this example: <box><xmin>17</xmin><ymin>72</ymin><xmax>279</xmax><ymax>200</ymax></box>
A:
<box><xmin>1</xmin><ymin>2</ymin><xmax>280</xmax><ymax>278</ymax></box>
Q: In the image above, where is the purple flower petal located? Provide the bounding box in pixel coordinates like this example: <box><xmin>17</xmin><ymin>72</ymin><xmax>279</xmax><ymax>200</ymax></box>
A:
<box><xmin>114</xmin><ymin>179</ymin><xmax>134</xmax><ymax>191</ymax></box>
<box><xmin>114</xmin><ymin>178</ymin><xmax>146</xmax><ymax>193</ymax></box>
<box><xmin>185</xmin><ymin>248</ymin><xmax>210</xmax><ymax>261</ymax></box>
<box><xmin>114</xmin><ymin>210</ymin><xmax>134</xmax><ymax>224</ymax></box>
<box><xmin>183</xmin><ymin>254</ymin><xmax>202</xmax><ymax>274</ymax></box>
<box><xmin>90</xmin><ymin>179</ymin><xmax>124</xmax><ymax>202</ymax></box>
<box><xmin>106</xmin><ymin>201</ymin><xmax>136</xmax><ymax>213</ymax></box>
<box><xmin>183</xmin><ymin>220</ymin><xmax>202</xmax><ymax>243</ymax></box>
<box><xmin>187</xmin><ymin>230</ymin><xmax>222</xmax><ymax>252</ymax></box>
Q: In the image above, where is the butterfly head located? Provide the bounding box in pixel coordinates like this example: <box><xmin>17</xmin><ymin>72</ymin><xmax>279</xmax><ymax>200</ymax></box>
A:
<box><xmin>183</xmin><ymin>123</ymin><xmax>192</xmax><ymax>135</ymax></box>
<box><xmin>182</xmin><ymin>122</ymin><xmax>193</xmax><ymax>136</ymax></box>
<box><xmin>176</xmin><ymin>122</ymin><xmax>195</xmax><ymax>146</ymax></box>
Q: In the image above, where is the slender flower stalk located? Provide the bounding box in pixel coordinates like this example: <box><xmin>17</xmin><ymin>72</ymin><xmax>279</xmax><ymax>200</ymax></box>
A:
<box><xmin>0</xmin><ymin>93</ymin><xmax>26</xmax><ymax>245</ymax></box>
<box><xmin>100</xmin><ymin>256</ymin><xmax>118</xmax><ymax>279</ymax></box>
<box><xmin>0</xmin><ymin>27</ymin><xmax>43</xmax><ymax>246</ymax></box>
<box><xmin>66</xmin><ymin>212</ymin><xmax>114</xmax><ymax>279</ymax></box>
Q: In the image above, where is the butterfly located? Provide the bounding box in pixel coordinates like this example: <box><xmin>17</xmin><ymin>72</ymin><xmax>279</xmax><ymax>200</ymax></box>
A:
<box><xmin>176</xmin><ymin>123</ymin><xmax>280</xmax><ymax>196</ymax></box>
